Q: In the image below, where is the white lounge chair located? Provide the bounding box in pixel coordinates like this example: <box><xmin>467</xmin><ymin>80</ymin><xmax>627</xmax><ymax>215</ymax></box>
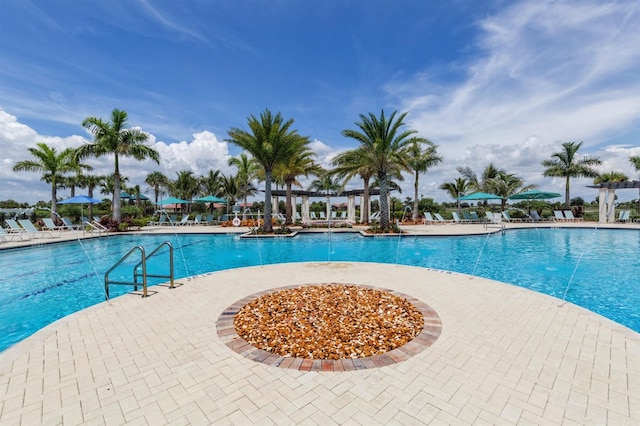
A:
<box><xmin>62</xmin><ymin>217</ymin><xmax>83</xmax><ymax>230</ymax></box>
<box><xmin>43</xmin><ymin>218</ymin><xmax>66</xmax><ymax>231</ymax></box>
<box><xmin>564</xmin><ymin>211</ymin><xmax>582</xmax><ymax>222</ymax></box>
<box><xmin>18</xmin><ymin>219</ymin><xmax>59</xmax><ymax>239</ymax></box>
<box><xmin>553</xmin><ymin>211</ymin><xmax>566</xmax><ymax>222</ymax></box>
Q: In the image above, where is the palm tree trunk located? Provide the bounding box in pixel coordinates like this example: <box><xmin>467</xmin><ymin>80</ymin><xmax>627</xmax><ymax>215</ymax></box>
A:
<box><xmin>113</xmin><ymin>156</ymin><xmax>121</xmax><ymax>222</ymax></box>
<box><xmin>565</xmin><ymin>176</ymin><xmax>571</xmax><ymax>208</ymax></box>
<box><xmin>51</xmin><ymin>180</ymin><xmax>57</xmax><ymax>220</ymax></box>
<box><xmin>413</xmin><ymin>171</ymin><xmax>419</xmax><ymax>222</ymax></box>
<box><xmin>264</xmin><ymin>171</ymin><xmax>273</xmax><ymax>232</ymax></box>
<box><xmin>379</xmin><ymin>172</ymin><xmax>389</xmax><ymax>230</ymax></box>
<box><xmin>363</xmin><ymin>177</ymin><xmax>370</xmax><ymax>224</ymax></box>
<box><xmin>285</xmin><ymin>181</ymin><xmax>293</xmax><ymax>225</ymax></box>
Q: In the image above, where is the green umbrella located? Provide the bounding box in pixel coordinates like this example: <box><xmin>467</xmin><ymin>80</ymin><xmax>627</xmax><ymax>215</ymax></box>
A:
<box><xmin>509</xmin><ymin>190</ymin><xmax>561</xmax><ymax>200</ymax></box>
<box><xmin>157</xmin><ymin>197</ymin><xmax>190</xmax><ymax>205</ymax></box>
<box><xmin>193</xmin><ymin>195</ymin><xmax>227</xmax><ymax>203</ymax></box>
<box><xmin>457</xmin><ymin>192</ymin><xmax>503</xmax><ymax>201</ymax></box>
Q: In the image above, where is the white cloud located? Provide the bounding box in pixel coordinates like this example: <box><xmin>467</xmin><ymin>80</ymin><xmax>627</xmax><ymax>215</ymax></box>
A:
<box><xmin>386</xmin><ymin>0</ymin><xmax>640</xmax><ymax>203</ymax></box>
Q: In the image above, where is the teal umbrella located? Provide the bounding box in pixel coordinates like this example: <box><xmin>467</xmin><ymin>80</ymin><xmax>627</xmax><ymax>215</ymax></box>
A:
<box><xmin>509</xmin><ymin>190</ymin><xmax>561</xmax><ymax>200</ymax></box>
<box><xmin>157</xmin><ymin>197</ymin><xmax>190</xmax><ymax>205</ymax></box>
<box><xmin>119</xmin><ymin>191</ymin><xmax>132</xmax><ymax>199</ymax></box>
<box><xmin>457</xmin><ymin>192</ymin><xmax>503</xmax><ymax>201</ymax></box>
<box><xmin>194</xmin><ymin>195</ymin><xmax>227</xmax><ymax>203</ymax></box>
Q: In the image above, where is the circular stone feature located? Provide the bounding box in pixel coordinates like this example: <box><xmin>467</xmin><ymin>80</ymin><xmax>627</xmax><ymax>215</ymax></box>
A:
<box><xmin>233</xmin><ymin>284</ymin><xmax>425</xmax><ymax>360</ymax></box>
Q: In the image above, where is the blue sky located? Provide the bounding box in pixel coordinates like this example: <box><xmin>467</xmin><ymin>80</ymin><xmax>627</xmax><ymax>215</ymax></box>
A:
<box><xmin>1</xmin><ymin>0</ymin><xmax>640</xmax><ymax>204</ymax></box>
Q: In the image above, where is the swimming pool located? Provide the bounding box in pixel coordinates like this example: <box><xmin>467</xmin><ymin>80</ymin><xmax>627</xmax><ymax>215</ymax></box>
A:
<box><xmin>1</xmin><ymin>228</ymin><xmax>638</xmax><ymax>351</ymax></box>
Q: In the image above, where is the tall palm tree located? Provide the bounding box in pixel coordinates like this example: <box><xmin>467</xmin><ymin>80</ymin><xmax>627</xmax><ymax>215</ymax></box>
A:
<box><xmin>228</xmin><ymin>153</ymin><xmax>260</xmax><ymax>217</ymax></box>
<box><xmin>341</xmin><ymin>110</ymin><xmax>417</xmax><ymax>230</ymax></box>
<box><xmin>275</xmin><ymin>143</ymin><xmax>320</xmax><ymax>224</ymax></box>
<box><xmin>405</xmin><ymin>139</ymin><xmax>442</xmax><ymax>221</ymax></box>
<box><xmin>542</xmin><ymin>141</ymin><xmax>602</xmax><ymax>208</ymax></box>
<box><xmin>199</xmin><ymin>169</ymin><xmax>222</xmax><ymax>197</ymax></box>
<box><xmin>13</xmin><ymin>142</ymin><xmax>91</xmax><ymax>218</ymax></box>
<box><xmin>77</xmin><ymin>173</ymin><xmax>105</xmax><ymax>219</ymax></box>
<box><xmin>145</xmin><ymin>171</ymin><xmax>169</xmax><ymax>204</ymax></box>
<box><xmin>77</xmin><ymin>108</ymin><xmax>160</xmax><ymax>222</ymax></box>
<box><xmin>629</xmin><ymin>156</ymin><xmax>640</xmax><ymax>173</ymax></box>
<box><xmin>226</xmin><ymin>109</ymin><xmax>307</xmax><ymax>232</ymax></box>
<box><xmin>331</xmin><ymin>148</ymin><xmax>376</xmax><ymax>223</ymax></box>
<box><xmin>439</xmin><ymin>177</ymin><xmax>469</xmax><ymax>213</ymax></box>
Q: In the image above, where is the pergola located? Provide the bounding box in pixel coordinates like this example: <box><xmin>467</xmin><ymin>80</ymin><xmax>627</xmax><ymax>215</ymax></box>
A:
<box><xmin>586</xmin><ymin>180</ymin><xmax>640</xmax><ymax>223</ymax></box>
<box><xmin>269</xmin><ymin>189</ymin><xmax>382</xmax><ymax>223</ymax></box>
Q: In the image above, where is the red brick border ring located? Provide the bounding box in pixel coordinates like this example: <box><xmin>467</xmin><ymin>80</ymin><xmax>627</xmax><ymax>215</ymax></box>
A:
<box><xmin>216</xmin><ymin>284</ymin><xmax>442</xmax><ymax>372</ymax></box>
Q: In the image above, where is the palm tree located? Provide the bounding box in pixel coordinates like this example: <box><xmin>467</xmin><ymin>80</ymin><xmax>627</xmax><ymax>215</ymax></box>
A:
<box><xmin>170</xmin><ymin>170</ymin><xmax>199</xmax><ymax>211</ymax></box>
<box><xmin>629</xmin><ymin>156</ymin><xmax>640</xmax><ymax>173</ymax></box>
<box><xmin>405</xmin><ymin>139</ymin><xmax>442</xmax><ymax>221</ymax></box>
<box><xmin>77</xmin><ymin>174</ymin><xmax>105</xmax><ymax>219</ymax></box>
<box><xmin>489</xmin><ymin>172</ymin><xmax>537</xmax><ymax>210</ymax></box>
<box><xmin>275</xmin><ymin>143</ymin><xmax>320</xmax><ymax>224</ymax></box>
<box><xmin>219</xmin><ymin>173</ymin><xmax>240</xmax><ymax>213</ymax></box>
<box><xmin>226</xmin><ymin>109</ymin><xmax>307</xmax><ymax>233</ymax></box>
<box><xmin>457</xmin><ymin>163</ymin><xmax>505</xmax><ymax>193</ymax></box>
<box><xmin>331</xmin><ymin>148</ymin><xmax>376</xmax><ymax>223</ymax></box>
<box><xmin>593</xmin><ymin>171</ymin><xmax>629</xmax><ymax>184</ymax></box>
<box><xmin>145</xmin><ymin>171</ymin><xmax>170</xmax><ymax>204</ymax></box>
<box><xmin>439</xmin><ymin>177</ymin><xmax>469</xmax><ymax>213</ymax></box>
<box><xmin>228</xmin><ymin>153</ymin><xmax>260</xmax><ymax>217</ymax></box>
<box><xmin>13</xmin><ymin>142</ymin><xmax>91</xmax><ymax>218</ymax></box>
<box><xmin>341</xmin><ymin>110</ymin><xmax>418</xmax><ymax>230</ymax></box>
<box><xmin>77</xmin><ymin>108</ymin><xmax>160</xmax><ymax>222</ymax></box>
<box><xmin>542</xmin><ymin>141</ymin><xmax>602</xmax><ymax>208</ymax></box>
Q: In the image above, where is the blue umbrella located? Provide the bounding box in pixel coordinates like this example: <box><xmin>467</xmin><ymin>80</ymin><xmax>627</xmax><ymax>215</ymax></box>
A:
<box><xmin>58</xmin><ymin>195</ymin><xmax>103</xmax><ymax>221</ymax></box>
<box><xmin>58</xmin><ymin>195</ymin><xmax>103</xmax><ymax>205</ymax></box>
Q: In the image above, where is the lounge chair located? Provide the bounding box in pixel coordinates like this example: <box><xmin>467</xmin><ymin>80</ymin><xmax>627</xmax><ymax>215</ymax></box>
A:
<box><xmin>434</xmin><ymin>213</ymin><xmax>450</xmax><ymax>223</ymax></box>
<box><xmin>501</xmin><ymin>211</ymin><xmax>522</xmax><ymax>222</ymax></box>
<box><xmin>618</xmin><ymin>210</ymin><xmax>631</xmax><ymax>223</ymax></box>
<box><xmin>529</xmin><ymin>211</ymin><xmax>545</xmax><ymax>222</ymax></box>
<box><xmin>5</xmin><ymin>219</ymin><xmax>30</xmax><ymax>236</ymax></box>
<box><xmin>462</xmin><ymin>211</ymin><xmax>474</xmax><ymax>222</ymax></box>
<box><xmin>310</xmin><ymin>212</ymin><xmax>318</xmax><ymax>220</ymax></box>
<box><xmin>564</xmin><ymin>211</ymin><xmax>583</xmax><ymax>222</ymax></box>
<box><xmin>422</xmin><ymin>212</ymin><xmax>435</xmax><ymax>224</ymax></box>
<box><xmin>319</xmin><ymin>211</ymin><xmax>326</xmax><ymax>220</ymax></box>
<box><xmin>451</xmin><ymin>212</ymin><xmax>465</xmax><ymax>223</ymax></box>
<box><xmin>0</xmin><ymin>227</ymin><xmax>29</xmax><ymax>241</ymax></box>
<box><xmin>369</xmin><ymin>211</ymin><xmax>380</xmax><ymax>222</ymax></box>
<box><xmin>62</xmin><ymin>217</ymin><xmax>83</xmax><ymax>230</ymax></box>
<box><xmin>18</xmin><ymin>219</ymin><xmax>59</xmax><ymax>239</ymax></box>
<box><xmin>485</xmin><ymin>211</ymin><xmax>502</xmax><ymax>223</ymax></box>
<box><xmin>553</xmin><ymin>211</ymin><xmax>566</xmax><ymax>222</ymax></box>
<box><xmin>43</xmin><ymin>218</ymin><xmax>66</xmax><ymax>231</ymax></box>
<box><xmin>190</xmin><ymin>214</ymin><xmax>203</xmax><ymax>225</ymax></box>
<box><xmin>470</xmin><ymin>211</ymin><xmax>484</xmax><ymax>223</ymax></box>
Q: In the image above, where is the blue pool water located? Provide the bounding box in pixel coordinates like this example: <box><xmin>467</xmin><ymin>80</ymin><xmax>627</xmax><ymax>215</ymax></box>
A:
<box><xmin>1</xmin><ymin>229</ymin><xmax>639</xmax><ymax>352</ymax></box>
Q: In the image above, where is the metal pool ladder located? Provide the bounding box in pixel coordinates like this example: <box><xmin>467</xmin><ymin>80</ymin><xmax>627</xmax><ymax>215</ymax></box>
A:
<box><xmin>104</xmin><ymin>241</ymin><xmax>174</xmax><ymax>300</ymax></box>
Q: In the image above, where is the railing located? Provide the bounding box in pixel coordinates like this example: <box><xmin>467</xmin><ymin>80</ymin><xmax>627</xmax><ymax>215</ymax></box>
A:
<box><xmin>103</xmin><ymin>241</ymin><xmax>174</xmax><ymax>300</ymax></box>
<box><xmin>134</xmin><ymin>241</ymin><xmax>174</xmax><ymax>290</ymax></box>
<box><xmin>84</xmin><ymin>220</ymin><xmax>108</xmax><ymax>236</ymax></box>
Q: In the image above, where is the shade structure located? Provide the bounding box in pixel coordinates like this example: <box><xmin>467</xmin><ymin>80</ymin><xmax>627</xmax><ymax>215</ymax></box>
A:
<box><xmin>58</xmin><ymin>195</ymin><xmax>103</xmax><ymax>205</ymax></box>
<box><xmin>509</xmin><ymin>190</ymin><xmax>561</xmax><ymax>200</ymax></box>
<box><xmin>457</xmin><ymin>192</ymin><xmax>503</xmax><ymax>201</ymax></box>
<box><xmin>119</xmin><ymin>191</ymin><xmax>132</xmax><ymax>199</ymax></box>
<box><xmin>193</xmin><ymin>195</ymin><xmax>227</xmax><ymax>203</ymax></box>
<box><xmin>157</xmin><ymin>197</ymin><xmax>190</xmax><ymax>205</ymax></box>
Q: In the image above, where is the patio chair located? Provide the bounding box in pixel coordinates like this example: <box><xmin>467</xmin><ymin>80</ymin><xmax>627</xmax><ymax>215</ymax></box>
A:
<box><xmin>553</xmin><ymin>211</ymin><xmax>566</xmax><ymax>222</ymax></box>
<box><xmin>43</xmin><ymin>218</ymin><xmax>66</xmax><ymax>231</ymax></box>
<box><xmin>617</xmin><ymin>210</ymin><xmax>630</xmax><ymax>223</ymax></box>
<box><xmin>451</xmin><ymin>212</ymin><xmax>464</xmax><ymax>223</ymax></box>
<box><xmin>422</xmin><ymin>212</ymin><xmax>435</xmax><ymax>224</ymax></box>
<box><xmin>563</xmin><ymin>211</ymin><xmax>583</xmax><ymax>222</ymax></box>
<box><xmin>462</xmin><ymin>211</ymin><xmax>474</xmax><ymax>222</ymax></box>
<box><xmin>62</xmin><ymin>217</ymin><xmax>83</xmax><ymax>230</ymax></box>
<box><xmin>0</xmin><ymin>227</ymin><xmax>30</xmax><ymax>242</ymax></box>
<box><xmin>176</xmin><ymin>215</ymin><xmax>191</xmax><ymax>226</ymax></box>
<box><xmin>18</xmin><ymin>219</ymin><xmax>59</xmax><ymax>239</ymax></box>
<box><xmin>501</xmin><ymin>211</ymin><xmax>522</xmax><ymax>222</ymax></box>
<box><xmin>5</xmin><ymin>219</ymin><xmax>31</xmax><ymax>236</ymax></box>
<box><xmin>369</xmin><ymin>211</ymin><xmax>380</xmax><ymax>222</ymax></box>
<box><xmin>434</xmin><ymin>213</ymin><xmax>450</xmax><ymax>224</ymax></box>
<box><xmin>190</xmin><ymin>214</ymin><xmax>203</xmax><ymax>225</ymax></box>
<box><xmin>470</xmin><ymin>211</ymin><xmax>484</xmax><ymax>223</ymax></box>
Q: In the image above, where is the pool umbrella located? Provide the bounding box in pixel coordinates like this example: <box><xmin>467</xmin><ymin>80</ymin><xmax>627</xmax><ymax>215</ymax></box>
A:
<box><xmin>58</xmin><ymin>195</ymin><xmax>102</xmax><ymax>222</ymax></box>
<box><xmin>509</xmin><ymin>190</ymin><xmax>561</xmax><ymax>200</ymax></box>
<box><xmin>193</xmin><ymin>195</ymin><xmax>227</xmax><ymax>203</ymax></box>
<box><xmin>457</xmin><ymin>192</ymin><xmax>503</xmax><ymax>201</ymax></box>
<box><xmin>194</xmin><ymin>195</ymin><xmax>227</xmax><ymax>214</ymax></box>
<box><xmin>510</xmin><ymin>190</ymin><xmax>561</xmax><ymax>213</ymax></box>
<box><xmin>156</xmin><ymin>197</ymin><xmax>190</xmax><ymax>205</ymax></box>
<box><xmin>119</xmin><ymin>191</ymin><xmax>132</xmax><ymax>199</ymax></box>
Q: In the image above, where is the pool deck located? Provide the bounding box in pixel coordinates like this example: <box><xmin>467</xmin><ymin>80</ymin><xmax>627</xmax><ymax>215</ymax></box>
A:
<box><xmin>1</xmin><ymin>223</ymin><xmax>639</xmax><ymax>425</ymax></box>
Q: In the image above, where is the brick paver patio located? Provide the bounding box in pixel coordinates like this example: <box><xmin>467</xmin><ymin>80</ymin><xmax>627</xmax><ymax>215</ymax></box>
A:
<box><xmin>1</xmin><ymin>261</ymin><xmax>638</xmax><ymax>425</ymax></box>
